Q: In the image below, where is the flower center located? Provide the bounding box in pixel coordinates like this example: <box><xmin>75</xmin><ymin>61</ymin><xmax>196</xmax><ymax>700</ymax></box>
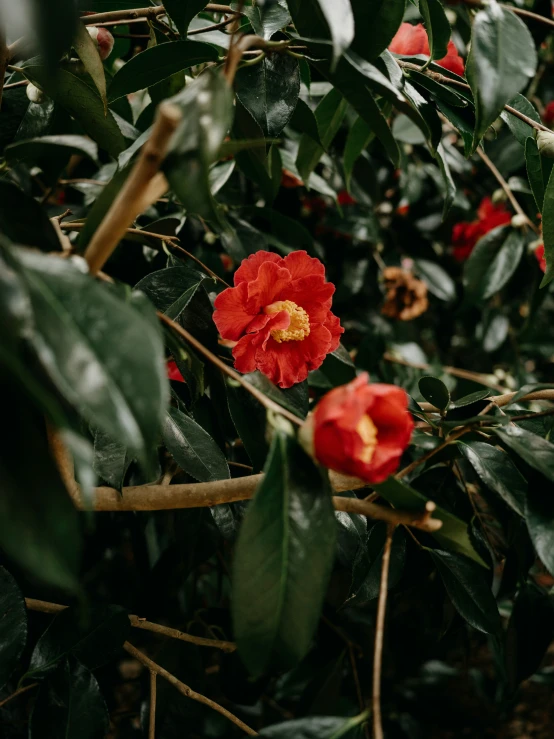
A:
<box><xmin>356</xmin><ymin>414</ymin><xmax>378</xmax><ymax>464</ymax></box>
<box><xmin>265</xmin><ymin>300</ymin><xmax>311</xmax><ymax>343</ymax></box>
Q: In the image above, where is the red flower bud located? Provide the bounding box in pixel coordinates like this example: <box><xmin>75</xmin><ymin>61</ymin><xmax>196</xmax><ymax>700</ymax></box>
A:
<box><xmin>544</xmin><ymin>101</ymin><xmax>554</xmax><ymax>127</ymax></box>
<box><xmin>535</xmin><ymin>243</ymin><xmax>546</xmax><ymax>273</ymax></box>
<box><xmin>303</xmin><ymin>374</ymin><xmax>414</xmax><ymax>484</ymax></box>
<box><xmin>87</xmin><ymin>26</ymin><xmax>115</xmax><ymax>60</ymax></box>
<box><xmin>389</xmin><ymin>23</ymin><xmax>465</xmax><ymax>77</ymax></box>
<box><xmin>451</xmin><ymin>196</ymin><xmax>511</xmax><ymax>261</ymax></box>
<box><xmin>167</xmin><ymin>359</ymin><xmax>185</xmax><ymax>383</ymax></box>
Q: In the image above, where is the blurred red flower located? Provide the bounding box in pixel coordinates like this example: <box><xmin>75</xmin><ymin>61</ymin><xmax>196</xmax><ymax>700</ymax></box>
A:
<box><xmin>544</xmin><ymin>102</ymin><xmax>554</xmax><ymax>126</ymax></box>
<box><xmin>337</xmin><ymin>190</ymin><xmax>356</xmax><ymax>206</ymax></box>
<box><xmin>213</xmin><ymin>250</ymin><xmax>343</xmax><ymax>388</ymax></box>
<box><xmin>389</xmin><ymin>23</ymin><xmax>465</xmax><ymax>77</ymax></box>
<box><xmin>167</xmin><ymin>359</ymin><xmax>185</xmax><ymax>383</ymax></box>
<box><xmin>306</xmin><ymin>373</ymin><xmax>414</xmax><ymax>483</ymax></box>
<box><xmin>281</xmin><ymin>169</ymin><xmax>304</xmax><ymax>188</ymax></box>
<box><xmin>452</xmin><ymin>196</ymin><xmax>512</xmax><ymax>261</ymax></box>
<box><xmin>535</xmin><ymin>243</ymin><xmax>546</xmax><ymax>273</ymax></box>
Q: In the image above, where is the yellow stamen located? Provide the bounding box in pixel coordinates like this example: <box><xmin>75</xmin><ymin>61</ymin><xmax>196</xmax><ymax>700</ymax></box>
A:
<box><xmin>265</xmin><ymin>300</ymin><xmax>310</xmax><ymax>343</ymax></box>
<box><xmin>356</xmin><ymin>414</ymin><xmax>378</xmax><ymax>464</ymax></box>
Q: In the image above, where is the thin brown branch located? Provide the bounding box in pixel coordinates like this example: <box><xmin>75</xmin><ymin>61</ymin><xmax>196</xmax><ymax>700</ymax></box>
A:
<box><xmin>149</xmin><ymin>671</ymin><xmax>157</xmax><ymax>739</ymax></box>
<box><xmin>464</xmin><ymin>0</ymin><xmax>554</xmax><ymax>29</ymax></box>
<box><xmin>123</xmin><ymin>641</ymin><xmax>258</xmax><ymax>736</ymax></box>
<box><xmin>188</xmin><ymin>15</ymin><xmax>239</xmax><ymax>35</ymax></box>
<box><xmin>0</xmin><ymin>682</ymin><xmax>39</xmax><ymax>709</ymax></box>
<box><xmin>383</xmin><ymin>352</ymin><xmax>509</xmax><ymax>393</ymax></box>
<box><xmin>157</xmin><ymin>312</ymin><xmax>305</xmax><ymax>426</ymax></box>
<box><xmin>4</xmin><ymin>79</ymin><xmax>28</xmax><ymax>89</ymax></box>
<box><xmin>476</xmin><ymin>147</ymin><xmax>539</xmax><ymax>233</ymax></box>
<box><xmin>396</xmin><ymin>426</ymin><xmax>472</xmax><ymax>479</ymax></box>
<box><xmin>419</xmin><ymin>389</ymin><xmax>554</xmax><ymax>413</ymax></box>
<box><xmin>24</xmin><ymin>598</ymin><xmax>236</xmax><ymax>653</ymax></box>
<box><xmin>84</xmin><ymin>102</ymin><xmax>182</xmax><ymax>275</ymax></box>
<box><xmin>80</xmin><ymin>4</ymin><xmax>234</xmax><ymax>26</ymax></box>
<box><xmin>372</xmin><ymin>523</ymin><xmax>395</xmax><ymax>739</ymax></box>
<box><xmin>349</xmin><ymin>645</ymin><xmax>370</xmax><ymax>739</ymax></box>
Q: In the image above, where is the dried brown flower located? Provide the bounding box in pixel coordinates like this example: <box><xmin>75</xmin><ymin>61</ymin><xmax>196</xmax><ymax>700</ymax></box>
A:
<box><xmin>381</xmin><ymin>267</ymin><xmax>429</xmax><ymax>321</ymax></box>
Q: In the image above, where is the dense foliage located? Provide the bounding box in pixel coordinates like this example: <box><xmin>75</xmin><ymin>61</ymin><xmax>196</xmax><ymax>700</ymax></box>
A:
<box><xmin>3</xmin><ymin>0</ymin><xmax>554</xmax><ymax>737</ymax></box>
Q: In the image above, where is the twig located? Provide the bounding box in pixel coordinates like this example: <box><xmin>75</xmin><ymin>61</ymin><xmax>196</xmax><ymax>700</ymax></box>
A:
<box><xmin>4</xmin><ymin>79</ymin><xmax>28</xmax><ymax>89</ymax></box>
<box><xmin>349</xmin><ymin>645</ymin><xmax>370</xmax><ymax>739</ymax></box>
<box><xmin>372</xmin><ymin>523</ymin><xmax>395</xmax><ymax>739</ymax></box>
<box><xmin>383</xmin><ymin>352</ymin><xmax>509</xmax><ymax>393</ymax></box>
<box><xmin>188</xmin><ymin>16</ymin><xmax>239</xmax><ymax>35</ymax></box>
<box><xmin>398</xmin><ymin>60</ymin><xmax>551</xmax><ymax>133</ymax></box>
<box><xmin>418</xmin><ymin>388</ymin><xmax>554</xmax><ymax>413</ymax></box>
<box><xmin>476</xmin><ymin>147</ymin><xmax>539</xmax><ymax>233</ymax></box>
<box><xmin>84</xmin><ymin>102</ymin><xmax>182</xmax><ymax>275</ymax></box>
<box><xmin>463</xmin><ymin>0</ymin><xmax>554</xmax><ymax>29</ymax></box>
<box><xmin>80</xmin><ymin>4</ymin><xmax>234</xmax><ymax>26</ymax></box>
<box><xmin>0</xmin><ymin>683</ymin><xmax>38</xmax><ymax>709</ymax></box>
<box><xmin>396</xmin><ymin>426</ymin><xmax>472</xmax><ymax>479</ymax></box>
<box><xmin>149</xmin><ymin>671</ymin><xmax>157</xmax><ymax>739</ymax></box>
<box><xmin>24</xmin><ymin>598</ymin><xmax>236</xmax><ymax>653</ymax></box>
<box><xmin>510</xmin><ymin>407</ymin><xmax>554</xmax><ymax>423</ymax></box>
<box><xmin>157</xmin><ymin>312</ymin><xmax>305</xmax><ymax>426</ymax></box>
<box><xmin>123</xmin><ymin>641</ymin><xmax>258</xmax><ymax>736</ymax></box>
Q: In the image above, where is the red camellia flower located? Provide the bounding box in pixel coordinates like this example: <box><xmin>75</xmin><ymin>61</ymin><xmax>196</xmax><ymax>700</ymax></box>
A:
<box><xmin>213</xmin><ymin>250</ymin><xmax>344</xmax><ymax>388</ymax></box>
<box><xmin>167</xmin><ymin>359</ymin><xmax>185</xmax><ymax>383</ymax></box>
<box><xmin>389</xmin><ymin>22</ymin><xmax>465</xmax><ymax>77</ymax></box>
<box><xmin>535</xmin><ymin>243</ymin><xmax>546</xmax><ymax>273</ymax></box>
<box><xmin>337</xmin><ymin>190</ymin><xmax>356</xmax><ymax>207</ymax></box>
<box><xmin>451</xmin><ymin>196</ymin><xmax>512</xmax><ymax>261</ymax></box>
<box><xmin>304</xmin><ymin>373</ymin><xmax>414</xmax><ymax>483</ymax></box>
<box><xmin>543</xmin><ymin>102</ymin><xmax>554</xmax><ymax>127</ymax></box>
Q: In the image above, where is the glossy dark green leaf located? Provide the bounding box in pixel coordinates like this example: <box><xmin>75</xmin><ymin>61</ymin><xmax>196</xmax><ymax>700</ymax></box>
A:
<box><xmin>540</xmin><ymin>163</ymin><xmax>554</xmax><ymax>285</ymax></box>
<box><xmin>495</xmin><ymin>424</ymin><xmax>554</xmax><ymax>482</ymax></box>
<box><xmin>135</xmin><ymin>265</ymin><xmax>207</xmax><ymax>320</ymax></box>
<box><xmin>0</xmin><ymin>182</ymin><xmax>61</xmax><ymax>252</ymax></box>
<box><xmin>233</xmin><ymin>432</ymin><xmax>336</xmax><ymax>676</ymax></box>
<box><xmin>419</xmin><ymin>375</ymin><xmax>450</xmax><ymax>411</ymax></box>
<box><xmin>5</xmin><ymin>134</ymin><xmax>99</xmax><ymax>167</ymax></box>
<box><xmin>259</xmin><ymin>714</ymin><xmax>365</xmax><ymax>738</ymax></box>
<box><xmin>347</xmin><ymin>524</ymin><xmax>406</xmax><ymax>606</ymax></box>
<box><xmin>236</xmin><ymin>53</ymin><xmax>299</xmax><ymax>138</ymax></box>
<box><xmin>410</xmin><ymin>70</ymin><xmax>469</xmax><ymax>109</ymax></box>
<box><xmin>414</xmin><ymin>259</ymin><xmax>456</xmax><ymax>302</ymax></box>
<box><xmin>163</xmin><ymin>406</ymin><xmax>230</xmax><ymax>482</ymax></box>
<box><xmin>16</xmin><ymin>249</ymin><xmax>168</xmax><ymax>475</ymax></box>
<box><xmin>108</xmin><ymin>41</ymin><xmax>218</xmax><ymax>102</ymax></box>
<box><xmin>458</xmin><ymin>441</ymin><xmax>527</xmax><ymax>516</ymax></box>
<box><xmin>73</xmin><ymin>20</ymin><xmax>107</xmax><ymax>111</ymax></box>
<box><xmin>428</xmin><ymin>549</ymin><xmax>501</xmax><ymax>633</ymax></box>
<box><xmin>505</xmin><ymin>584</ymin><xmax>554</xmax><ymax>691</ymax></box>
<box><xmin>29</xmin><ymin>0</ymin><xmax>78</xmax><ymax>70</ymax></box>
<box><xmin>29</xmin><ymin>658</ymin><xmax>109</xmax><ymax>739</ymax></box>
<box><xmin>22</xmin><ymin>66</ymin><xmax>126</xmax><ymax>157</ymax></box>
<box><xmin>434</xmin><ymin>142</ymin><xmax>457</xmax><ymax>217</ymax></box>
<box><xmin>419</xmin><ymin>0</ymin><xmax>451</xmax><ymax>63</ymax></box>
<box><xmin>296</xmin><ymin>87</ymin><xmax>347</xmax><ymax>181</ymax></box>
<box><xmin>437</xmin><ymin>99</ymin><xmax>474</xmax><ymax>157</ymax></box>
<box><xmin>344</xmin><ymin>116</ymin><xmax>373</xmax><ymax>190</ymax></box>
<box><xmin>0</xmin><ymin>567</ymin><xmax>27</xmax><ymax>690</ymax></box>
<box><xmin>526</xmin><ymin>481</ymin><xmax>554</xmax><ymax>576</ymax></box>
<box><xmin>243</xmin><ymin>0</ymin><xmax>291</xmax><ymax>39</ymax></box>
<box><xmin>448</xmin><ymin>389</ymin><xmax>491</xmax><ymax>409</ymax></box>
<box><xmin>463</xmin><ymin>226</ymin><xmax>524</xmax><ymax>303</ymax></box>
<box><xmin>0</xmin><ymin>382</ymin><xmax>81</xmax><ymax>592</ymax></box>
<box><xmin>526</xmin><ymin>137</ymin><xmax>545</xmax><ymax>212</ymax></box>
<box><xmin>92</xmin><ymin>428</ymin><xmax>129</xmax><ymax>491</ymax></box>
<box><xmin>227</xmin><ymin>384</ymin><xmax>269</xmax><ymax>472</ymax></box>
<box><xmin>350</xmin><ymin>0</ymin><xmax>406</xmax><ymax>63</ymax></box>
<box><xmin>467</xmin><ymin>0</ymin><xmax>537</xmax><ymax>149</ymax></box>
<box><xmin>243</xmin><ymin>372</ymin><xmax>309</xmax><ymax>419</ymax></box>
<box><xmin>26</xmin><ymin>605</ymin><xmax>131</xmax><ymax>679</ymax></box>
<box><xmin>501</xmin><ymin>94</ymin><xmax>542</xmax><ymax>147</ymax></box>
<box><xmin>375</xmin><ymin>477</ymin><xmax>484</xmax><ymax>565</ymax></box>
<box><xmin>164</xmin><ymin>69</ymin><xmax>234</xmax><ymax>221</ymax></box>
<box><xmin>290</xmin><ymin>98</ymin><xmax>323</xmax><ymax>147</ymax></box>
<box><xmin>0</xmin><ymin>87</ymin><xmax>30</xmax><ymax>155</ymax></box>
<box><xmin>312</xmin><ymin>0</ymin><xmax>355</xmax><ymax>67</ymax></box>
<box><xmin>77</xmin><ymin>162</ymin><xmax>132</xmax><ymax>250</ymax></box>
<box><xmin>164</xmin><ymin>0</ymin><xmax>207</xmax><ymax>34</ymax></box>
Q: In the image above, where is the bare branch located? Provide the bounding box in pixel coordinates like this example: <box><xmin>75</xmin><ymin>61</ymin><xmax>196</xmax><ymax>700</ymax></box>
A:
<box><xmin>372</xmin><ymin>523</ymin><xmax>395</xmax><ymax>739</ymax></box>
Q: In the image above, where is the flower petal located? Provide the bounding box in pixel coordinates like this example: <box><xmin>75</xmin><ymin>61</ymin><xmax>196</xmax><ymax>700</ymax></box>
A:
<box><xmin>233</xmin><ymin>250</ymin><xmax>283</xmax><ymax>286</ymax></box>
<box><xmin>213</xmin><ymin>282</ymin><xmax>256</xmax><ymax>341</ymax></box>
<box><xmin>283</xmin><ymin>250</ymin><xmax>326</xmax><ymax>280</ymax></box>
<box><xmin>247</xmin><ymin>261</ymin><xmax>292</xmax><ymax>308</ymax></box>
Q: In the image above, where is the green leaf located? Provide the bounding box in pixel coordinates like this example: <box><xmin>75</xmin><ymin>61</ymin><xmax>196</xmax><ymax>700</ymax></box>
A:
<box><xmin>501</xmin><ymin>93</ymin><xmax>541</xmax><ymax>147</ymax></box>
<box><xmin>29</xmin><ymin>659</ymin><xmax>109</xmax><ymax>739</ymax></box>
<box><xmin>16</xmin><ymin>249</ymin><xmax>168</xmax><ymax>476</ymax></box>
<box><xmin>164</xmin><ymin>0</ymin><xmax>207</xmax><ymax>34</ymax></box>
<box><xmin>350</xmin><ymin>0</ymin><xmax>406</xmax><ymax>63</ymax></box>
<box><xmin>494</xmin><ymin>424</ymin><xmax>554</xmax><ymax>483</ymax></box>
<box><xmin>374</xmin><ymin>477</ymin><xmax>485</xmax><ymax>565</ymax></box>
<box><xmin>526</xmin><ymin>484</ymin><xmax>554</xmax><ymax>576</ymax></box>
<box><xmin>5</xmin><ymin>134</ymin><xmax>99</xmax><ymax>167</ymax></box>
<box><xmin>526</xmin><ymin>137</ymin><xmax>545</xmax><ymax>212</ymax></box>
<box><xmin>0</xmin><ymin>567</ymin><xmax>27</xmax><ymax>690</ymax></box>
<box><xmin>259</xmin><ymin>715</ymin><xmax>364</xmax><ymax>738</ymax></box>
<box><xmin>29</xmin><ymin>0</ymin><xmax>78</xmax><ymax>70</ymax></box>
<box><xmin>414</xmin><ymin>259</ymin><xmax>456</xmax><ymax>302</ymax></box>
<box><xmin>92</xmin><ymin>428</ymin><xmax>129</xmax><ymax>491</ymax></box>
<box><xmin>427</xmin><ymin>549</ymin><xmax>501</xmax><ymax>634</ymax></box>
<box><xmin>163</xmin><ymin>69</ymin><xmax>234</xmax><ymax>221</ymax></box>
<box><xmin>227</xmin><ymin>384</ymin><xmax>269</xmax><ymax>472</ymax></box>
<box><xmin>434</xmin><ymin>142</ymin><xmax>457</xmax><ymax>218</ymax></box>
<box><xmin>419</xmin><ymin>0</ymin><xmax>451</xmax><ymax>63</ymax></box>
<box><xmin>236</xmin><ymin>53</ymin><xmax>300</xmax><ymax>137</ymax></box>
<box><xmin>0</xmin><ymin>181</ymin><xmax>62</xmax><ymax>252</ymax></box>
<box><xmin>540</xmin><ymin>163</ymin><xmax>554</xmax><ymax>285</ymax></box>
<box><xmin>419</xmin><ymin>375</ymin><xmax>450</xmax><ymax>411</ymax></box>
<box><xmin>344</xmin><ymin>116</ymin><xmax>373</xmax><ymax>190</ymax></box>
<box><xmin>108</xmin><ymin>41</ymin><xmax>218</xmax><ymax>102</ymax></box>
<box><xmin>296</xmin><ymin>87</ymin><xmax>348</xmax><ymax>181</ymax></box>
<box><xmin>0</xmin><ymin>383</ymin><xmax>81</xmax><ymax>592</ymax></box>
<box><xmin>457</xmin><ymin>441</ymin><xmax>527</xmax><ymax>516</ymax></box>
<box><xmin>313</xmin><ymin>0</ymin><xmax>355</xmax><ymax>67</ymax></box>
<box><xmin>233</xmin><ymin>433</ymin><xmax>336</xmax><ymax>676</ymax></box>
<box><xmin>135</xmin><ymin>265</ymin><xmax>207</xmax><ymax>320</ymax></box>
<box><xmin>73</xmin><ymin>21</ymin><xmax>107</xmax><ymax>112</ymax></box>
<box><xmin>466</xmin><ymin>0</ymin><xmax>537</xmax><ymax>149</ymax></box>
<box><xmin>243</xmin><ymin>0</ymin><xmax>291</xmax><ymax>39</ymax></box>
<box><xmin>463</xmin><ymin>226</ymin><xmax>525</xmax><ymax>303</ymax></box>
<box><xmin>77</xmin><ymin>162</ymin><xmax>132</xmax><ymax>250</ymax></box>
<box><xmin>22</xmin><ymin>66</ymin><xmax>125</xmax><ymax>157</ymax></box>
<box><xmin>347</xmin><ymin>524</ymin><xmax>406</xmax><ymax>606</ymax></box>
<box><xmin>26</xmin><ymin>605</ymin><xmax>131</xmax><ymax>679</ymax></box>
<box><xmin>290</xmin><ymin>98</ymin><xmax>323</xmax><ymax>147</ymax></box>
<box><xmin>163</xmin><ymin>406</ymin><xmax>230</xmax><ymax>482</ymax></box>
<box><xmin>244</xmin><ymin>372</ymin><xmax>309</xmax><ymax>419</ymax></box>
